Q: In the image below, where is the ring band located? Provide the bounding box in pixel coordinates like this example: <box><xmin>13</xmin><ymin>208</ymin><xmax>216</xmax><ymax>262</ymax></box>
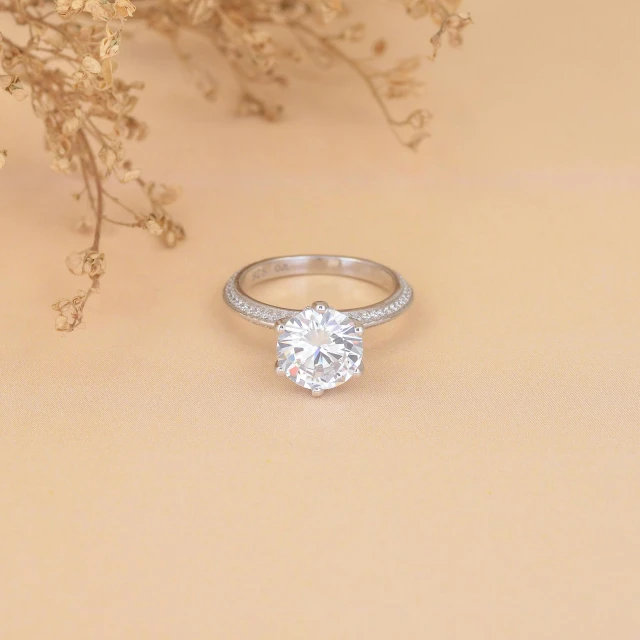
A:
<box><xmin>223</xmin><ymin>255</ymin><xmax>413</xmax><ymax>396</ymax></box>
<box><xmin>224</xmin><ymin>255</ymin><xmax>413</xmax><ymax>329</ymax></box>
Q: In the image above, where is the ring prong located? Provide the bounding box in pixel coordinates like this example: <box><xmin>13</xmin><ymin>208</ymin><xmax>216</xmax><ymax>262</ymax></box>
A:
<box><xmin>353</xmin><ymin>365</ymin><xmax>364</xmax><ymax>377</ymax></box>
<box><xmin>275</xmin><ymin>321</ymin><xmax>286</xmax><ymax>334</ymax></box>
<box><xmin>354</xmin><ymin>325</ymin><xmax>364</xmax><ymax>335</ymax></box>
<box><xmin>275</xmin><ymin>362</ymin><xmax>286</xmax><ymax>376</ymax></box>
<box><xmin>311</xmin><ymin>387</ymin><xmax>325</xmax><ymax>397</ymax></box>
<box><xmin>312</xmin><ymin>301</ymin><xmax>329</xmax><ymax>313</ymax></box>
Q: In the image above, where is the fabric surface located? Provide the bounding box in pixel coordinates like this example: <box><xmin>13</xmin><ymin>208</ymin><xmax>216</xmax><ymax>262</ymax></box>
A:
<box><xmin>1</xmin><ymin>0</ymin><xmax>639</xmax><ymax>637</ymax></box>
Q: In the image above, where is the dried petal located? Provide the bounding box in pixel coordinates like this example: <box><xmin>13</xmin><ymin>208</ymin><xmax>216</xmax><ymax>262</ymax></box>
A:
<box><xmin>55</xmin><ymin>315</ymin><xmax>70</xmax><ymax>331</ymax></box>
<box><xmin>51</xmin><ymin>157</ymin><xmax>71</xmax><ymax>173</ymax></box>
<box><xmin>65</xmin><ymin>251</ymin><xmax>85</xmax><ymax>275</ymax></box>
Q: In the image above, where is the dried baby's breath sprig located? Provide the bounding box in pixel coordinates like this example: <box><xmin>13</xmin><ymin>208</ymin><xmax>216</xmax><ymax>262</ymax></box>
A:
<box><xmin>1</xmin><ymin>0</ymin><xmax>183</xmax><ymax>332</ymax></box>
<box><xmin>137</xmin><ymin>0</ymin><xmax>471</xmax><ymax>149</ymax></box>
<box><xmin>2</xmin><ymin>1</ymin><xmax>469</xmax><ymax>333</ymax></box>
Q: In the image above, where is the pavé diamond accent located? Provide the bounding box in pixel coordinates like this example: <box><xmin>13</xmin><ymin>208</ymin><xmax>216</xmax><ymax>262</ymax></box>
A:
<box><xmin>276</xmin><ymin>306</ymin><xmax>363</xmax><ymax>391</ymax></box>
<box><xmin>223</xmin><ymin>273</ymin><xmax>413</xmax><ymax>328</ymax></box>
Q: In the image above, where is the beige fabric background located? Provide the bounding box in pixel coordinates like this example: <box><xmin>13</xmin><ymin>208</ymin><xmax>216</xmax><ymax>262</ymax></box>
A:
<box><xmin>2</xmin><ymin>0</ymin><xmax>639</xmax><ymax>637</ymax></box>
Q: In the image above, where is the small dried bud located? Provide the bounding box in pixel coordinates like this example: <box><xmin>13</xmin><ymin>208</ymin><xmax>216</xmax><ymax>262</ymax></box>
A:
<box><xmin>341</xmin><ymin>23</ymin><xmax>366</xmax><ymax>42</ymax></box>
<box><xmin>144</xmin><ymin>213</ymin><xmax>164</xmax><ymax>236</ymax></box>
<box><xmin>99</xmin><ymin>146</ymin><xmax>117</xmax><ymax>170</ymax></box>
<box><xmin>100</xmin><ymin>28</ymin><xmax>121</xmax><ymax>59</ymax></box>
<box><xmin>407</xmin><ymin>108</ymin><xmax>432</xmax><ymax>129</ymax></box>
<box><xmin>162</xmin><ymin>220</ymin><xmax>185</xmax><ymax>248</ymax></box>
<box><xmin>405</xmin><ymin>0</ymin><xmax>429</xmax><ymax>19</ymax></box>
<box><xmin>55</xmin><ymin>314</ymin><xmax>72</xmax><ymax>331</ymax></box>
<box><xmin>121</xmin><ymin>168</ymin><xmax>140</xmax><ymax>183</ymax></box>
<box><xmin>238</xmin><ymin>93</ymin><xmax>283</xmax><ymax>122</ymax></box>
<box><xmin>82</xmin><ymin>55</ymin><xmax>102</xmax><ymax>75</ymax></box>
<box><xmin>55</xmin><ymin>0</ymin><xmax>84</xmax><ymax>18</ymax></box>
<box><xmin>84</xmin><ymin>0</ymin><xmax>116</xmax><ymax>21</ymax></box>
<box><xmin>65</xmin><ymin>251</ymin><xmax>85</xmax><ymax>275</ymax></box>
<box><xmin>4</xmin><ymin>77</ymin><xmax>29</xmax><ymax>102</ymax></box>
<box><xmin>66</xmin><ymin>250</ymin><xmax>106</xmax><ymax>277</ymax></box>
<box><xmin>62</xmin><ymin>117</ymin><xmax>80</xmax><ymax>136</ymax></box>
<box><xmin>243</xmin><ymin>30</ymin><xmax>276</xmax><ymax>72</ymax></box>
<box><xmin>114</xmin><ymin>0</ymin><xmax>136</xmax><ymax>19</ymax></box>
<box><xmin>52</xmin><ymin>291</ymin><xmax>89</xmax><ymax>332</ymax></box>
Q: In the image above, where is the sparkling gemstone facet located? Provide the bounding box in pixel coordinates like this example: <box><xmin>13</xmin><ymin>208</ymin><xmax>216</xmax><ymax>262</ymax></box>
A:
<box><xmin>276</xmin><ymin>306</ymin><xmax>363</xmax><ymax>392</ymax></box>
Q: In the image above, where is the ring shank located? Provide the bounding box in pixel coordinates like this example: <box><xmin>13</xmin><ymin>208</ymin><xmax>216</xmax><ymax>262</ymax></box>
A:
<box><xmin>239</xmin><ymin>255</ymin><xmax>399</xmax><ymax>294</ymax></box>
<box><xmin>225</xmin><ymin>255</ymin><xmax>413</xmax><ymax>329</ymax></box>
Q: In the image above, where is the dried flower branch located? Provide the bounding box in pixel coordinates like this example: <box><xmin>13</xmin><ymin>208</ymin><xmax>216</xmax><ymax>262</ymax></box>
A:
<box><xmin>1</xmin><ymin>0</ymin><xmax>183</xmax><ymax>331</ymax></box>
<box><xmin>137</xmin><ymin>0</ymin><xmax>471</xmax><ymax>149</ymax></box>
<box><xmin>1</xmin><ymin>0</ymin><xmax>470</xmax><ymax>333</ymax></box>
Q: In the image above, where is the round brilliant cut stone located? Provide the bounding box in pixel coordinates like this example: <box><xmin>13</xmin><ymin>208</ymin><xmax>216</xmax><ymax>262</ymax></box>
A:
<box><xmin>276</xmin><ymin>306</ymin><xmax>363</xmax><ymax>392</ymax></box>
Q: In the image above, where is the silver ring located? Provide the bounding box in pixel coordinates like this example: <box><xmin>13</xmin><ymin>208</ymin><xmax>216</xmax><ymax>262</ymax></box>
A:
<box><xmin>223</xmin><ymin>255</ymin><xmax>413</xmax><ymax>396</ymax></box>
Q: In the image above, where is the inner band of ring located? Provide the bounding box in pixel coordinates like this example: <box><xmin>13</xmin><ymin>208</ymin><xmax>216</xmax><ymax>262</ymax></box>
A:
<box><xmin>224</xmin><ymin>255</ymin><xmax>413</xmax><ymax>329</ymax></box>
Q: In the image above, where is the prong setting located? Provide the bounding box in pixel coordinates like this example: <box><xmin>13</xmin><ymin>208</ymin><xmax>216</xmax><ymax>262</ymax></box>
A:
<box><xmin>275</xmin><ymin>304</ymin><xmax>364</xmax><ymax>395</ymax></box>
<box><xmin>275</xmin><ymin>361</ymin><xmax>286</xmax><ymax>376</ymax></box>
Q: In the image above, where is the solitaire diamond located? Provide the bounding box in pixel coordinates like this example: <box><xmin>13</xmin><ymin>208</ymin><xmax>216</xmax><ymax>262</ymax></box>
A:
<box><xmin>276</xmin><ymin>303</ymin><xmax>364</xmax><ymax>394</ymax></box>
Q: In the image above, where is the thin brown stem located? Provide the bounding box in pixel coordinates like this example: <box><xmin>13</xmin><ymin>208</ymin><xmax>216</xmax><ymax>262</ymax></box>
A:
<box><xmin>77</xmin><ymin>131</ymin><xmax>104</xmax><ymax>306</ymax></box>
<box><xmin>292</xmin><ymin>21</ymin><xmax>408</xmax><ymax>146</ymax></box>
<box><xmin>103</xmin><ymin>189</ymin><xmax>144</xmax><ymax>220</ymax></box>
